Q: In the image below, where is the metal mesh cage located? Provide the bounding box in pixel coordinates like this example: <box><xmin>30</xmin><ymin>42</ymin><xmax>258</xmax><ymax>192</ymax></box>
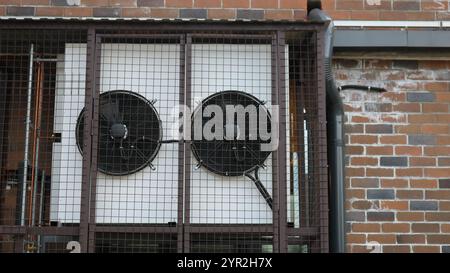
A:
<box><xmin>0</xmin><ymin>21</ymin><xmax>327</xmax><ymax>253</ymax></box>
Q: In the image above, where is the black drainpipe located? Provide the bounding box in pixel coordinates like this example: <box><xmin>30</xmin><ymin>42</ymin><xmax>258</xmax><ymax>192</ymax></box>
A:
<box><xmin>308</xmin><ymin>1</ymin><xmax>346</xmax><ymax>253</ymax></box>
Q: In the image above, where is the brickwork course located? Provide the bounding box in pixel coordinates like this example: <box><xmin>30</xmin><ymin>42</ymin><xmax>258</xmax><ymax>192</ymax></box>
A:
<box><xmin>1</xmin><ymin>0</ymin><xmax>449</xmax><ymax>253</ymax></box>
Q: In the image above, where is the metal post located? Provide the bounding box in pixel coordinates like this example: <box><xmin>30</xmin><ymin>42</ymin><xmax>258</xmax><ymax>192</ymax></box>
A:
<box><xmin>21</xmin><ymin>44</ymin><xmax>34</xmax><ymax>226</ymax></box>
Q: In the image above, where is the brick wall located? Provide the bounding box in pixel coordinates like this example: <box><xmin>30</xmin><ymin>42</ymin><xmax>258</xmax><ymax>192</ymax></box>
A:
<box><xmin>0</xmin><ymin>1</ymin><xmax>449</xmax><ymax>20</ymax></box>
<box><xmin>335</xmin><ymin>58</ymin><xmax>450</xmax><ymax>253</ymax></box>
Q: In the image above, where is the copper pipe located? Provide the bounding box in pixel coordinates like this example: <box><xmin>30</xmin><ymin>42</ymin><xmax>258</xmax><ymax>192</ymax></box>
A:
<box><xmin>28</xmin><ymin>62</ymin><xmax>44</xmax><ymax>227</ymax></box>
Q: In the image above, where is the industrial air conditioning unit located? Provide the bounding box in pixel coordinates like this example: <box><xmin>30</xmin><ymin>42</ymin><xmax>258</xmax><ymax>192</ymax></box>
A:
<box><xmin>50</xmin><ymin>41</ymin><xmax>294</xmax><ymax>226</ymax></box>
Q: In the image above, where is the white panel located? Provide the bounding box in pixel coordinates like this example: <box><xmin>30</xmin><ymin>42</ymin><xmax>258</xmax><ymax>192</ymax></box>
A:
<box><xmin>51</xmin><ymin>43</ymin><xmax>180</xmax><ymax>224</ymax></box>
<box><xmin>190</xmin><ymin>44</ymin><xmax>290</xmax><ymax>224</ymax></box>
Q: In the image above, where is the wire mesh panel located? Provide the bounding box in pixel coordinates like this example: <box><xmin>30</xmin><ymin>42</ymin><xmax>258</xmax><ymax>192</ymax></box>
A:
<box><xmin>0</xmin><ymin>28</ymin><xmax>87</xmax><ymax>253</ymax></box>
<box><xmin>0</xmin><ymin>22</ymin><xmax>327</xmax><ymax>253</ymax></box>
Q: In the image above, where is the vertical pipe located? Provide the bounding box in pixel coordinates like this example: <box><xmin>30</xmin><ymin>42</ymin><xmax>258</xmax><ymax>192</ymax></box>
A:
<box><xmin>31</xmin><ymin>62</ymin><xmax>44</xmax><ymax>226</ymax></box>
<box><xmin>38</xmin><ymin>170</ymin><xmax>45</xmax><ymax>226</ymax></box>
<box><xmin>21</xmin><ymin>44</ymin><xmax>34</xmax><ymax>226</ymax></box>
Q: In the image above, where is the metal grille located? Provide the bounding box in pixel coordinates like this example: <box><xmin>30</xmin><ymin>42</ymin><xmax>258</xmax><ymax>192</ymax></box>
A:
<box><xmin>0</xmin><ymin>21</ymin><xmax>327</xmax><ymax>253</ymax></box>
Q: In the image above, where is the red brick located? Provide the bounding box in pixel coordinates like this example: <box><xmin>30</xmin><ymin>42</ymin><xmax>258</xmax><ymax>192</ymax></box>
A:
<box><xmin>382</xmin><ymin>223</ymin><xmax>410</xmax><ymax>233</ymax></box>
<box><xmin>427</xmin><ymin>235</ymin><xmax>450</xmax><ymax>244</ymax></box>
<box><xmin>264</xmin><ymin>9</ymin><xmax>293</xmax><ymax>20</ymax></box>
<box><xmin>366</xmin><ymin>168</ymin><xmax>394</xmax><ymax>177</ymax></box>
<box><xmin>411</xmin><ymin>223</ymin><xmax>440</xmax><ymax>233</ymax></box>
<box><xmin>426</xmin><ymin>212</ymin><xmax>450</xmax><ymax>221</ymax></box>
<box><xmin>410</xmin><ymin>179</ymin><xmax>438</xmax><ymax>188</ymax></box>
<box><xmin>395</xmin><ymin>124</ymin><xmax>421</xmax><ymax>134</ymax></box>
<box><xmin>383</xmin><ymin>245</ymin><xmax>410</xmax><ymax>253</ymax></box>
<box><xmin>421</xmin><ymin>0</ymin><xmax>448</xmax><ymax>11</ymax></box>
<box><xmin>380</xmin><ymin>135</ymin><xmax>407</xmax><ymax>145</ymax></box>
<box><xmin>194</xmin><ymin>0</ymin><xmax>221</xmax><ymax>8</ymax></box>
<box><xmin>223</xmin><ymin>0</ymin><xmax>249</xmax><ymax>8</ymax></box>
<box><xmin>422</xmin><ymin>103</ymin><xmax>449</xmax><ymax>113</ymax></box>
<box><xmin>347</xmin><ymin>189</ymin><xmax>366</xmax><ymax>199</ymax></box>
<box><xmin>397</xmin><ymin>234</ymin><xmax>426</xmax><ymax>244</ymax></box>
<box><xmin>368</xmin><ymin>234</ymin><xmax>396</xmax><ymax>244</ymax></box>
<box><xmin>436</xmin><ymin>92</ymin><xmax>450</xmax><ymax>102</ymax></box>
<box><xmin>425</xmin><ymin>190</ymin><xmax>450</xmax><ymax>200</ymax></box>
<box><xmin>421</xmin><ymin>124</ymin><xmax>449</xmax><ymax>134</ymax></box>
<box><xmin>346</xmin><ymin>145</ymin><xmax>364</xmax><ymax>155</ymax></box>
<box><xmin>393</xmin><ymin>103</ymin><xmax>421</xmax><ymax>113</ymax></box>
<box><xmin>351</xmin><ymin>135</ymin><xmax>378</xmax><ymax>144</ymax></box>
<box><xmin>351</xmin><ymin>157</ymin><xmax>378</xmax><ymax>166</ymax></box>
<box><xmin>352</xmin><ymin>200</ymin><xmax>378</xmax><ymax>210</ymax></box>
<box><xmin>352</xmin><ymin>223</ymin><xmax>380</xmax><ymax>233</ymax></box>
<box><xmin>280</xmin><ymin>0</ymin><xmax>306</xmax><ymax>9</ymax></box>
<box><xmin>395</xmin><ymin>146</ymin><xmax>422</xmax><ymax>156</ymax></box>
<box><xmin>207</xmin><ymin>9</ymin><xmax>235</xmax><ymax>19</ymax></box>
<box><xmin>0</xmin><ymin>7</ymin><xmax>4</xmax><ymax>16</ymax></box>
<box><xmin>64</xmin><ymin>7</ymin><xmax>93</xmax><ymax>17</ymax></box>
<box><xmin>380</xmin><ymin>201</ymin><xmax>409</xmax><ymax>211</ymax></box>
<box><xmin>251</xmin><ymin>0</ymin><xmax>277</xmax><ymax>8</ymax></box>
<box><xmin>442</xmin><ymin>223</ymin><xmax>450</xmax><ymax>232</ymax></box>
<box><xmin>0</xmin><ymin>0</ymin><xmax>20</xmax><ymax>4</ymax></box>
<box><xmin>346</xmin><ymin>167</ymin><xmax>365</xmax><ymax>177</ymax></box>
<box><xmin>396</xmin><ymin>168</ymin><xmax>423</xmax><ymax>177</ymax></box>
<box><xmin>397</xmin><ymin>212</ymin><xmax>424</xmax><ymax>222</ymax></box>
<box><xmin>347</xmin><ymin>233</ymin><xmax>366</xmax><ymax>244</ymax></box>
<box><xmin>410</xmin><ymin>157</ymin><xmax>436</xmax><ymax>167</ymax></box>
<box><xmin>336</xmin><ymin>0</ymin><xmax>364</xmax><ymax>10</ymax></box>
<box><xmin>351</xmin><ymin>115</ymin><xmax>371</xmax><ymax>123</ymax></box>
<box><xmin>396</xmin><ymin>190</ymin><xmax>423</xmax><ymax>200</ymax></box>
<box><xmin>166</xmin><ymin>0</ymin><xmax>192</xmax><ymax>8</ymax></box>
<box><xmin>437</xmin><ymin>136</ymin><xmax>450</xmax><ymax>145</ymax></box>
<box><xmin>350</xmin><ymin>10</ymin><xmax>379</xmax><ymax>20</ymax></box>
<box><xmin>424</xmin><ymin>147</ymin><xmax>450</xmax><ymax>156</ymax></box>
<box><xmin>381</xmin><ymin>178</ymin><xmax>408</xmax><ymax>188</ymax></box>
<box><xmin>413</xmin><ymin>245</ymin><xmax>441</xmax><ymax>253</ymax></box>
<box><xmin>423</xmin><ymin>82</ymin><xmax>450</xmax><ymax>92</ymax></box>
<box><xmin>36</xmin><ymin>7</ymin><xmax>64</xmax><ymax>16</ymax></box>
<box><xmin>366</xmin><ymin>146</ymin><xmax>393</xmax><ymax>155</ymax></box>
<box><xmin>327</xmin><ymin>10</ymin><xmax>351</xmax><ymax>19</ymax></box>
<box><xmin>150</xmin><ymin>8</ymin><xmax>178</xmax><ymax>18</ymax></box>
<box><xmin>23</xmin><ymin>0</ymin><xmax>48</xmax><ymax>4</ymax></box>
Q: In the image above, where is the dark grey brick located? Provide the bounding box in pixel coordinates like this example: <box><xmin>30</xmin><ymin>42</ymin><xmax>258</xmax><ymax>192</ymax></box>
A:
<box><xmin>393</xmin><ymin>60</ymin><xmax>418</xmax><ymax>70</ymax></box>
<box><xmin>52</xmin><ymin>0</ymin><xmax>79</xmax><ymax>6</ymax></box>
<box><xmin>346</xmin><ymin>211</ymin><xmax>366</xmax><ymax>222</ymax></box>
<box><xmin>408</xmin><ymin>134</ymin><xmax>436</xmax><ymax>145</ymax></box>
<box><xmin>93</xmin><ymin>8</ymin><xmax>120</xmax><ymax>17</ymax></box>
<box><xmin>367</xmin><ymin>211</ymin><xmax>395</xmax><ymax>222</ymax></box>
<box><xmin>443</xmin><ymin>246</ymin><xmax>450</xmax><ymax>253</ymax></box>
<box><xmin>236</xmin><ymin>9</ymin><xmax>264</xmax><ymax>20</ymax></box>
<box><xmin>366</xmin><ymin>124</ymin><xmax>393</xmax><ymax>134</ymax></box>
<box><xmin>380</xmin><ymin>157</ymin><xmax>408</xmax><ymax>167</ymax></box>
<box><xmin>407</xmin><ymin>92</ymin><xmax>435</xmax><ymax>102</ymax></box>
<box><xmin>393</xmin><ymin>0</ymin><xmax>420</xmax><ymax>11</ymax></box>
<box><xmin>440</xmin><ymin>179</ymin><xmax>450</xmax><ymax>189</ymax></box>
<box><xmin>410</xmin><ymin>201</ymin><xmax>438</xmax><ymax>211</ymax></box>
<box><xmin>137</xmin><ymin>0</ymin><xmax>164</xmax><ymax>7</ymax></box>
<box><xmin>179</xmin><ymin>9</ymin><xmax>207</xmax><ymax>19</ymax></box>
<box><xmin>364</xmin><ymin>102</ymin><xmax>392</xmax><ymax>112</ymax></box>
<box><xmin>6</xmin><ymin>6</ymin><xmax>35</xmax><ymax>16</ymax></box>
<box><xmin>367</xmin><ymin>189</ymin><xmax>395</xmax><ymax>199</ymax></box>
<box><xmin>435</xmin><ymin>70</ymin><xmax>450</xmax><ymax>81</ymax></box>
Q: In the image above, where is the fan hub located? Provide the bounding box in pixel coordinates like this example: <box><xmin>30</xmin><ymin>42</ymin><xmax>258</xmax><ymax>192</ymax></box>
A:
<box><xmin>110</xmin><ymin>123</ymin><xmax>128</xmax><ymax>139</ymax></box>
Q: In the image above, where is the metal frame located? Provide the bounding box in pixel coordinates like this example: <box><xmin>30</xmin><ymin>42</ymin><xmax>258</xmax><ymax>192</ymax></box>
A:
<box><xmin>0</xmin><ymin>20</ymin><xmax>328</xmax><ymax>253</ymax></box>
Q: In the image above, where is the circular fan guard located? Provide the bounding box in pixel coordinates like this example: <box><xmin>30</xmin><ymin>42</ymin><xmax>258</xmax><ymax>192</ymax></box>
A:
<box><xmin>191</xmin><ymin>90</ymin><xmax>272</xmax><ymax>177</ymax></box>
<box><xmin>76</xmin><ymin>90</ymin><xmax>162</xmax><ymax>176</ymax></box>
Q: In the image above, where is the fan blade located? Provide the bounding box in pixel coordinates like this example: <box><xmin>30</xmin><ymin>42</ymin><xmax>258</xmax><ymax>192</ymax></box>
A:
<box><xmin>101</xmin><ymin>100</ymin><xmax>122</xmax><ymax>124</ymax></box>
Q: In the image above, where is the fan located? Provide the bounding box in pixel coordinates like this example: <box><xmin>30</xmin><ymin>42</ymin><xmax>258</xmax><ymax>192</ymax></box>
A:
<box><xmin>76</xmin><ymin>90</ymin><xmax>162</xmax><ymax>176</ymax></box>
<box><xmin>191</xmin><ymin>90</ymin><xmax>273</xmax><ymax>209</ymax></box>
